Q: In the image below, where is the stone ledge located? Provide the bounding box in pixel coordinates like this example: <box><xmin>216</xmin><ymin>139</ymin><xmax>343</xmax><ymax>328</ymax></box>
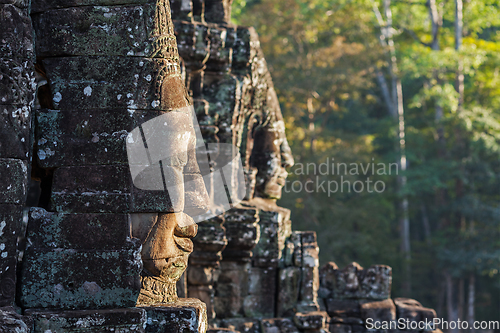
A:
<box><xmin>26</xmin><ymin>307</ymin><xmax>146</xmax><ymax>332</ymax></box>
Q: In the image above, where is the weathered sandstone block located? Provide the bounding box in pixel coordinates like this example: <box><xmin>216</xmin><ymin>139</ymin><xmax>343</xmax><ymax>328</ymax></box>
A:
<box><xmin>143</xmin><ymin>298</ymin><xmax>208</xmax><ymax>333</ymax></box>
<box><xmin>0</xmin><ymin>204</ymin><xmax>23</xmax><ymax>307</ymax></box>
<box><xmin>33</xmin><ymin>4</ymin><xmax>178</xmax><ymax>58</ymax></box>
<box><xmin>27</xmin><ymin>308</ymin><xmax>146</xmax><ymax>332</ymax></box>
<box><xmin>0</xmin><ymin>158</ymin><xmax>27</xmax><ymax>204</ymax></box>
<box><xmin>0</xmin><ymin>105</ymin><xmax>31</xmax><ymax>159</ymax></box>
<box><xmin>20</xmin><ymin>246</ymin><xmax>142</xmax><ymax>309</ymax></box>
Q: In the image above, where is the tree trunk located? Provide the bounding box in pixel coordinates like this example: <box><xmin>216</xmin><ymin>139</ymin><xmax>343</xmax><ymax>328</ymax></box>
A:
<box><xmin>428</xmin><ymin>0</ymin><xmax>441</xmax><ymax>50</ymax></box>
<box><xmin>307</xmin><ymin>96</ymin><xmax>315</xmax><ymax>153</ymax></box>
<box><xmin>467</xmin><ymin>274</ymin><xmax>475</xmax><ymax>333</ymax></box>
<box><xmin>446</xmin><ymin>272</ymin><xmax>459</xmax><ymax>333</ymax></box>
<box><xmin>385</xmin><ymin>0</ymin><xmax>411</xmax><ymax>296</ymax></box>
<box><xmin>420</xmin><ymin>204</ymin><xmax>431</xmax><ymax>244</ymax></box>
<box><xmin>372</xmin><ymin>0</ymin><xmax>411</xmax><ymax>295</ymax></box>
<box><xmin>455</xmin><ymin>0</ymin><xmax>464</xmax><ymax>110</ymax></box>
<box><xmin>458</xmin><ymin>278</ymin><xmax>464</xmax><ymax>330</ymax></box>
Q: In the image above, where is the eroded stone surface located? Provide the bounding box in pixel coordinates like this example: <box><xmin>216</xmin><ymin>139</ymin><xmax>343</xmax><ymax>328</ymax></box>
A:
<box><xmin>360</xmin><ymin>299</ymin><xmax>396</xmax><ymax>324</ymax></box>
<box><xmin>293</xmin><ymin>311</ymin><xmax>328</xmax><ymax>330</ymax></box>
<box><xmin>26</xmin><ymin>208</ymin><xmax>133</xmax><ymax>250</ymax></box>
<box><xmin>243</xmin><ymin>267</ymin><xmax>276</xmax><ymax>318</ymax></box>
<box><xmin>0</xmin><ymin>307</ymin><xmax>33</xmax><ymax>333</ymax></box>
<box><xmin>189</xmin><ymin>216</ymin><xmax>227</xmax><ymax>266</ymax></box>
<box><xmin>0</xmin><ymin>104</ymin><xmax>31</xmax><ymax>159</ymax></box>
<box><xmin>325</xmin><ymin>299</ymin><xmax>361</xmax><ymax>319</ymax></box>
<box><xmin>213</xmin><ymin>261</ymin><xmax>250</xmax><ymax>318</ymax></box>
<box><xmin>48</xmin><ymin>164</ymin><xmax>203</xmax><ymax>213</ymax></box>
<box><xmin>34</xmin><ymin>4</ymin><xmax>179</xmax><ymax>58</ymax></box>
<box><xmin>0</xmin><ymin>0</ymin><xmax>30</xmax><ymax>8</ymax></box>
<box><xmin>221</xmin><ymin>207</ymin><xmax>260</xmax><ymax>262</ymax></box>
<box><xmin>0</xmin><ymin>58</ymin><xmax>36</xmax><ymax>107</ymax></box>
<box><xmin>0</xmin><ymin>4</ymin><xmax>34</xmax><ymax>59</ymax></box>
<box><xmin>277</xmin><ymin>267</ymin><xmax>301</xmax><ymax>317</ymax></box>
<box><xmin>31</xmin><ymin>0</ymin><xmax>158</xmax><ymax>12</ymax></box>
<box><xmin>35</xmin><ymin>108</ymin><xmax>136</xmax><ymax>167</ymax></box>
<box><xmin>218</xmin><ymin>318</ymin><xmax>261</xmax><ymax>333</ymax></box>
<box><xmin>394</xmin><ymin>297</ymin><xmax>437</xmax><ymax>326</ymax></box>
<box><xmin>0</xmin><ymin>158</ymin><xmax>28</xmax><ymax>204</ymax></box>
<box><xmin>27</xmin><ymin>308</ymin><xmax>147</xmax><ymax>332</ymax></box>
<box><xmin>0</xmin><ymin>204</ymin><xmax>23</xmax><ymax>307</ymax></box>
<box><xmin>42</xmin><ymin>56</ymin><xmax>187</xmax><ymax>111</ymax></box>
<box><xmin>143</xmin><ymin>298</ymin><xmax>208</xmax><ymax>333</ymax></box>
<box><xmin>49</xmin><ymin>165</ymin><xmax>132</xmax><ymax>213</ymax></box>
<box><xmin>204</xmin><ymin>0</ymin><xmax>233</xmax><ymax>23</ymax></box>
<box><xmin>20</xmin><ymin>245</ymin><xmax>142</xmax><ymax>309</ymax></box>
<box><xmin>250</xmin><ymin>207</ymin><xmax>291</xmax><ymax>267</ymax></box>
<box><xmin>320</xmin><ymin>262</ymin><xmax>392</xmax><ymax>300</ymax></box>
<box><xmin>261</xmin><ymin>318</ymin><xmax>299</xmax><ymax>333</ymax></box>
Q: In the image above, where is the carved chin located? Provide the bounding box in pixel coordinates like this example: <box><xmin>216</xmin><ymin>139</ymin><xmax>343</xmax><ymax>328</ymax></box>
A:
<box><xmin>262</xmin><ymin>180</ymin><xmax>283</xmax><ymax>200</ymax></box>
<box><xmin>142</xmin><ymin>254</ymin><xmax>189</xmax><ymax>283</ymax></box>
<box><xmin>160</xmin><ymin>254</ymin><xmax>190</xmax><ymax>282</ymax></box>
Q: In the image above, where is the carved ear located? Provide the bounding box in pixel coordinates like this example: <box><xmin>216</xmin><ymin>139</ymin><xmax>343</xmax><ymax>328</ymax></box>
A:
<box><xmin>160</xmin><ymin>74</ymin><xmax>191</xmax><ymax>110</ymax></box>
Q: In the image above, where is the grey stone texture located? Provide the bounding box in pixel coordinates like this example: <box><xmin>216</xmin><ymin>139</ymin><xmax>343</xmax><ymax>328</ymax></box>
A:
<box><xmin>27</xmin><ymin>308</ymin><xmax>147</xmax><ymax>332</ymax></box>
<box><xmin>0</xmin><ymin>205</ymin><xmax>23</xmax><ymax>307</ymax></box>
<box><xmin>0</xmin><ymin>307</ymin><xmax>33</xmax><ymax>332</ymax></box>
<box><xmin>320</xmin><ymin>262</ymin><xmax>392</xmax><ymax>301</ymax></box>
<box><xmin>144</xmin><ymin>298</ymin><xmax>208</xmax><ymax>333</ymax></box>
<box><xmin>0</xmin><ymin>0</ymin><xmax>34</xmax><ymax>311</ymax></box>
<box><xmin>20</xmin><ymin>209</ymin><xmax>142</xmax><ymax>309</ymax></box>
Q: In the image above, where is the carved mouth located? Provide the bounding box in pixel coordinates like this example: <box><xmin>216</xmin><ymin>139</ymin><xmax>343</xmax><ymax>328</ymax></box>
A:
<box><xmin>173</xmin><ymin>235</ymin><xmax>194</xmax><ymax>253</ymax></box>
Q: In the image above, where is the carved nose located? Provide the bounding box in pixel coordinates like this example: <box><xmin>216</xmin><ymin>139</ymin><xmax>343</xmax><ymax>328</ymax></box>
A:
<box><xmin>175</xmin><ymin>223</ymin><xmax>198</xmax><ymax>238</ymax></box>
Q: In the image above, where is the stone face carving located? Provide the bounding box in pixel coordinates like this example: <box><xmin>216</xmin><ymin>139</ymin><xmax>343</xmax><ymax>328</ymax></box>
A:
<box><xmin>134</xmin><ymin>212</ymin><xmax>199</xmax><ymax>304</ymax></box>
<box><xmin>249</xmin><ymin>91</ymin><xmax>294</xmax><ymax>200</ymax></box>
<box><xmin>20</xmin><ymin>0</ymin><xmax>209</xmax><ymax>309</ymax></box>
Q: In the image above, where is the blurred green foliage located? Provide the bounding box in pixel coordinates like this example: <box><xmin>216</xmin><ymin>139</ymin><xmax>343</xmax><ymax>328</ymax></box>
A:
<box><xmin>233</xmin><ymin>0</ymin><xmax>500</xmax><ymax>321</ymax></box>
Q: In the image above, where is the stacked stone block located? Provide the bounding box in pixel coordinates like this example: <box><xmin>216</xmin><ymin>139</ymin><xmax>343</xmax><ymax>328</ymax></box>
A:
<box><xmin>319</xmin><ymin>262</ymin><xmax>438</xmax><ymax>333</ymax></box>
<box><xmin>0</xmin><ymin>0</ymin><xmax>36</xmax><ymax>309</ymax></box>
